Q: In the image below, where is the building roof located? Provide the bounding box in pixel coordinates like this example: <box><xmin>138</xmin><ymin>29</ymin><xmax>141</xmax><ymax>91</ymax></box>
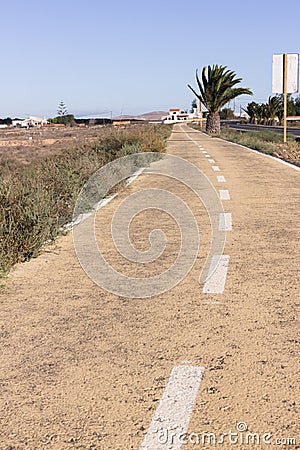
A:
<box><xmin>29</xmin><ymin>116</ymin><xmax>46</xmax><ymax>121</ymax></box>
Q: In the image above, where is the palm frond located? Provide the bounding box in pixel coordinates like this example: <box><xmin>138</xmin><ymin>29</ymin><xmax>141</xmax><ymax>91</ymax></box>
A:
<box><xmin>188</xmin><ymin>64</ymin><xmax>253</xmax><ymax>113</ymax></box>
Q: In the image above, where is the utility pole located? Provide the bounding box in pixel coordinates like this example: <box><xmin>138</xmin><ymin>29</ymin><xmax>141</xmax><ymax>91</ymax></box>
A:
<box><xmin>283</xmin><ymin>53</ymin><xmax>288</xmax><ymax>143</ymax></box>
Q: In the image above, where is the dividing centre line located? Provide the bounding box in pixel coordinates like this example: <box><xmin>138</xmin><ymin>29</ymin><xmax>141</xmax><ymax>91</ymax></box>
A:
<box><xmin>219</xmin><ymin>212</ymin><xmax>232</xmax><ymax>231</ymax></box>
<box><xmin>219</xmin><ymin>189</ymin><xmax>230</xmax><ymax>200</ymax></box>
<box><xmin>202</xmin><ymin>255</ymin><xmax>230</xmax><ymax>294</ymax></box>
<box><xmin>212</xmin><ymin>165</ymin><xmax>220</xmax><ymax>171</ymax></box>
<box><xmin>140</xmin><ymin>365</ymin><xmax>204</xmax><ymax>449</ymax></box>
<box><xmin>217</xmin><ymin>175</ymin><xmax>226</xmax><ymax>182</ymax></box>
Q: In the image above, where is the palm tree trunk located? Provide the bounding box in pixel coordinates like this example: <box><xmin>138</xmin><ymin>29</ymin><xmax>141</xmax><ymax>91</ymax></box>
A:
<box><xmin>206</xmin><ymin>112</ymin><xmax>220</xmax><ymax>134</ymax></box>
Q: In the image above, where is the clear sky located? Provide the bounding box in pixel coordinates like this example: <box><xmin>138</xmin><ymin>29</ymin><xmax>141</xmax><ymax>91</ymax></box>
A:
<box><xmin>1</xmin><ymin>0</ymin><xmax>299</xmax><ymax>118</ymax></box>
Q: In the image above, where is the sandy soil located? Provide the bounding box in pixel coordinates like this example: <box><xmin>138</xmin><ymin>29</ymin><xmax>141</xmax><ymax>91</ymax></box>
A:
<box><xmin>0</xmin><ymin>126</ymin><xmax>108</xmax><ymax>166</ymax></box>
<box><xmin>0</xmin><ymin>124</ymin><xmax>299</xmax><ymax>449</ymax></box>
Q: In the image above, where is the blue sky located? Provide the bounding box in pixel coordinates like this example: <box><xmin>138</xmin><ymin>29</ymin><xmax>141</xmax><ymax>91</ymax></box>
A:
<box><xmin>1</xmin><ymin>0</ymin><xmax>299</xmax><ymax>118</ymax></box>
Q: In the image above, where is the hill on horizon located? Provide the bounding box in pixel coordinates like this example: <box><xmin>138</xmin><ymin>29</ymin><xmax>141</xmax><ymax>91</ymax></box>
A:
<box><xmin>139</xmin><ymin>111</ymin><xmax>168</xmax><ymax>120</ymax></box>
<box><xmin>112</xmin><ymin>110</ymin><xmax>168</xmax><ymax>121</ymax></box>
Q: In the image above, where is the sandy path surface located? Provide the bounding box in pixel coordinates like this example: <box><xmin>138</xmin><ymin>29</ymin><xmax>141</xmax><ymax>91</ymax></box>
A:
<box><xmin>0</xmin><ymin>124</ymin><xmax>299</xmax><ymax>449</ymax></box>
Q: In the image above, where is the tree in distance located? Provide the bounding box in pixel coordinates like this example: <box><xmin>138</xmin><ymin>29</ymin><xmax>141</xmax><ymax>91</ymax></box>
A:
<box><xmin>48</xmin><ymin>114</ymin><xmax>75</xmax><ymax>125</ymax></box>
<box><xmin>188</xmin><ymin>65</ymin><xmax>253</xmax><ymax>134</ymax></box>
<box><xmin>190</xmin><ymin>98</ymin><xmax>198</xmax><ymax>113</ymax></box>
<box><xmin>243</xmin><ymin>95</ymin><xmax>298</xmax><ymax>125</ymax></box>
<box><xmin>57</xmin><ymin>100</ymin><xmax>68</xmax><ymax>116</ymax></box>
<box><xmin>48</xmin><ymin>101</ymin><xmax>74</xmax><ymax>125</ymax></box>
<box><xmin>219</xmin><ymin>107</ymin><xmax>234</xmax><ymax>120</ymax></box>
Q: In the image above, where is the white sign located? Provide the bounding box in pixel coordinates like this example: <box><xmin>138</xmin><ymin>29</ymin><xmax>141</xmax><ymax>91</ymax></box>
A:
<box><xmin>272</xmin><ymin>53</ymin><xmax>299</xmax><ymax>93</ymax></box>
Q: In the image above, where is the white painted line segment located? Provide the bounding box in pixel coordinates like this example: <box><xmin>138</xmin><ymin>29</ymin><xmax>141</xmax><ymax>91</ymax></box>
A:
<box><xmin>64</xmin><ymin>167</ymin><xmax>145</xmax><ymax>232</ymax></box>
<box><xmin>140</xmin><ymin>365</ymin><xmax>204</xmax><ymax>449</ymax></box>
<box><xmin>217</xmin><ymin>175</ymin><xmax>226</xmax><ymax>182</ymax></box>
<box><xmin>219</xmin><ymin>189</ymin><xmax>230</xmax><ymax>200</ymax></box>
<box><xmin>219</xmin><ymin>212</ymin><xmax>232</xmax><ymax>231</ymax></box>
<box><xmin>205</xmin><ymin>154</ymin><xmax>211</xmax><ymax>158</ymax></box>
<box><xmin>64</xmin><ymin>194</ymin><xmax>118</xmax><ymax>231</ymax></box>
<box><xmin>126</xmin><ymin>167</ymin><xmax>145</xmax><ymax>185</ymax></box>
<box><xmin>208</xmin><ymin>159</ymin><xmax>215</xmax><ymax>163</ymax></box>
<box><xmin>202</xmin><ymin>255</ymin><xmax>230</xmax><ymax>294</ymax></box>
<box><xmin>212</xmin><ymin>166</ymin><xmax>220</xmax><ymax>171</ymax></box>
<box><xmin>95</xmin><ymin>194</ymin><xmax>118</xmax><ymax>210</ymax></box>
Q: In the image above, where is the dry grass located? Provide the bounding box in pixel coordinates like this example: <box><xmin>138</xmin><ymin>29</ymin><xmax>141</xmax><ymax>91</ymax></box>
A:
<box><xmin>0</xmin><ymin>124</ymin><xmax>172</xmax><ymax>276</ymax></box>
<box><xmin>219</xmin><ymin>127</ymin><xmax>300</xmax><ymax>166</ymax></box>
<box><xmin>189</xmin><ymin>124</ymin><xmax>300</xmax><ymax>167</ymax></box>
<box><xmin>0</xmin><ymin>126</ymin><xmax>121</xmax><ymax>166</ymax></box>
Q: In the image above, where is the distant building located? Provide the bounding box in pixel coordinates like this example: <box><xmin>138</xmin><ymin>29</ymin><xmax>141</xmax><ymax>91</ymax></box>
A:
<box><xmin>163</xmin><ymin>107</ymin><xmax>200</xmax><ymax>124</ymax></box>
<box><xmin>287</xmin><ymin>116</ymin><xmax>300</xmax><ymax>121</ymax></box>
<box><xmin>12</xmin><ymin>116</ymin><xmax>48</xmax><ymax>128</ymax></box>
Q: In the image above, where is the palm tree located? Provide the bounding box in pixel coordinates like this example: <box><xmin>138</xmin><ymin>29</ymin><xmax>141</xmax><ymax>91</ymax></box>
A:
<box><xmin>242</xmin><ymin>101</ymin><xmax>259</xmax><ymax>124</ymax></box>
<box><xmin>267</xmin><ymin>96</ymin><xmax>282</xmax><ymax>125</ymax></box>
<box><xmin>188</xmin><ymin>65</ymin><xmax>253</xmax><ymax>133</ymax></box>
<box><xmin>259</xmin><ymin>103</ymin><xmax>269</xmax><ymax>124</ymax></box>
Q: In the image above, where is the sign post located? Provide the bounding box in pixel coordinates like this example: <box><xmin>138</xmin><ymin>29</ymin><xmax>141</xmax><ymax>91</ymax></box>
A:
<box><xmin>283</xmin><ymin>54</ymin><xmax>287</xmax><ymax>143</ymax></box>
<box><xmin>272</xmin><ymin>53</ymin><xmax>299</xmax><ymax>143</ymax></box>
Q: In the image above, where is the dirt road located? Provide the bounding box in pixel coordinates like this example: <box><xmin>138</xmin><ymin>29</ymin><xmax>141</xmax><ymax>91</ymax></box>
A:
<box><xmin>0</xmin><ymin>124</ymin><xmax>299</xmax><ymax>449</ymax></box>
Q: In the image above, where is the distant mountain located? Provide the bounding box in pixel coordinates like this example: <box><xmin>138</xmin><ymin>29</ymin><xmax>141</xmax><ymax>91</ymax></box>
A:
<box><xmin>139</xmin><ymin>111</ymin><xmax>168</xmax><ymax>121</ymax></box>
<box><xmin>112</xmin><ymin>114</ymin><xmax>143</xmax><ymax>120</ymax></box>
<box><xmin>112</xmin><ymin>111</ymin><xmax>168</xmax><ymax>121</ymax></box>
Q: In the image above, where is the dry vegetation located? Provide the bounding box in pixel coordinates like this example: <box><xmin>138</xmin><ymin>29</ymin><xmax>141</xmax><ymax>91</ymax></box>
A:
<box><xmin>0</xmin><ymin>124</ymin><xmax>172</xmax><ymax>276</ymax></box>
<box><xmin>219</xmin><ymin>127</ymin><xmax>300</xmax><ymax>167</ymax></box>
<box><xmin>189</xmin><ymin>123</ymin><xmax>300</xmax><ymax>167</ymax></box>
<box><xmin>0</xmin><ymin>126</ymin><xmax>116</xmax><ymax>166</ymax></box>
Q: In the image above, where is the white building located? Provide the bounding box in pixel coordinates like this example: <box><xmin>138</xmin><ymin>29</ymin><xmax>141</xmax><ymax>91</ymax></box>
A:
<box><xmin>163</xmin><ymin>107</ymin><xmax>200</xmax><ymax>124</ymax></box>
<box><xmin>12</xmin><ymin>116</ymin><xmax>48</xmax><ymax>128</ymax></box>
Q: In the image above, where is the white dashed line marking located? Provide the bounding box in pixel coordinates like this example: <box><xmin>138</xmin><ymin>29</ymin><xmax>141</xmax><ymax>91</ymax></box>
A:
<box><xmin>208</xmin><ymin>159</ymin><xmax>215</xmax><ymax>163</ymax></box>
<box><xmin>217</xmin><ymin>175</ymin><xmax>226</xmax><ymax>182</ymax></box>
<box><xmin>205</xmin><ymin>154</ymin><xmax>211</xmax><ymax>158</ymax></box>
<box><xmin>219</xmin><ymin>189</ymin><xmax>230</xmax><ymax>200</ymax></box>
<box><xmin>202</xmin><ymin>255</ymin><xmax>230</xmax><ymax>294</ymax></box>
<box><xmin>212</xmin><ymin>166</ymin><xmax>220</xmax><ymax>171</ymax></box>
<box><xmin>140</xmin><ymin>366</ymin><xmax>204</xmax><ymax>449</ymax></box>
<box><xmin>219</xmin><ymin>212</ymin><xmax>232</xmax><ymax>231</ymax></box>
